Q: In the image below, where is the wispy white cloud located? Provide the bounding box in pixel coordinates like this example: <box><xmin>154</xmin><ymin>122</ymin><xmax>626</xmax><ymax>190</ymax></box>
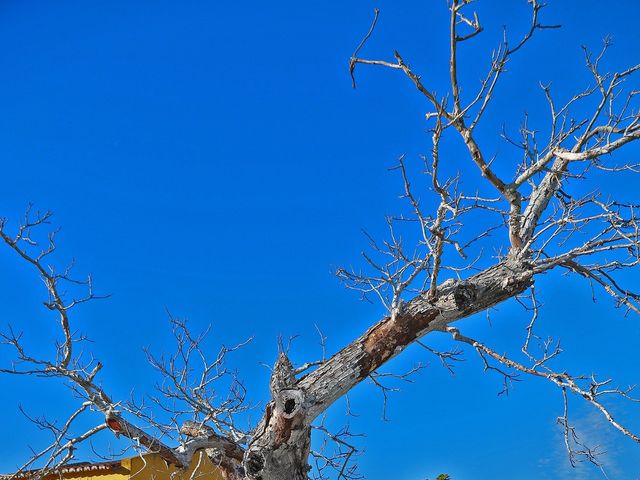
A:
<box><xmin>538</xmin><ymin>408</ymin><xmax>621</xmax><ymax>480</ymax></box>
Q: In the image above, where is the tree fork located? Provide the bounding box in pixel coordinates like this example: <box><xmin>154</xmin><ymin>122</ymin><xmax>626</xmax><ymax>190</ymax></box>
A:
<box><xmin>243</xmin><ymin>259</ymin><xmax>533</xmax><ymax>479</ymax></box>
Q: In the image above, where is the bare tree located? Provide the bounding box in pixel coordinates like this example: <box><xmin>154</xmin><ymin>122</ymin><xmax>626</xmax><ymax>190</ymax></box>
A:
<box><xmin>2</xmin><ymin>1</ymin><xmax>640</xmax><ymax>479</ymax></box>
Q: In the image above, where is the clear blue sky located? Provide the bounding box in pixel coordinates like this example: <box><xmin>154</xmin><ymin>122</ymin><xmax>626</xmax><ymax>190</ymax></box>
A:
<box><xmin>1</xmin><ymin>1</ymin><xmax>640</xmax><ymax>479</ymax></box>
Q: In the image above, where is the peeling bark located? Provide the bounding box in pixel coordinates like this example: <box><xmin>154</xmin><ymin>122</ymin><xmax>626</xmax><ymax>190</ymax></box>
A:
<box><xmin>10</xmin><ymin>2</ymin><xmax>640</xmax><ymax>477</ymax></box>
<box><xmin>105</xmin><ymin>413</ymin><xmax>183</xmax><ymax>467</ymax></box>
<box><xmin>238</xmin><ymin>259</ymin><xmax>533</xmax><ymax>479</ymax></box>
<box><xmin>243</xmin><ymin>354</ymin><xmax>312</xmax><ymax>480</ymax></box>
<box><xmin>298</xmin><ymin>259</ymin><xmax>533</xmax><ymax>420</ymax></box>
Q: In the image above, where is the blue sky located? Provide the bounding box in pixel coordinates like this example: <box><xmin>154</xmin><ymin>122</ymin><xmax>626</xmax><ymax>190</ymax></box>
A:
<box><xmin>1</xmin><ymin>1</ymin><xmax>640</xmax><ymax>479</ymax></box>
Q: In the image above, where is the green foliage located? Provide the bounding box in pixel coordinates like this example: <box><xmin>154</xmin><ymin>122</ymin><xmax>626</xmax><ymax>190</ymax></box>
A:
<box><xmin>435</xmin><ymin>475</ymin><xmax>451</xmax><ymax>480</ymax></box>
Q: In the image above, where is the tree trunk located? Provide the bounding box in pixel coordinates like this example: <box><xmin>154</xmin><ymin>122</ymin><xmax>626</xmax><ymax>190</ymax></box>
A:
<box><xmin>241</xmin><ymin>258</ymin><xmax>534</xmax><ymax>479</ymax></box>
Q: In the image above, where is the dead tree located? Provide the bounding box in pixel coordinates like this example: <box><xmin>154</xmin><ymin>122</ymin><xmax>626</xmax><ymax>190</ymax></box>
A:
<box><xmin>2</xmin><ymin>1</ymin><xmax>640</xmax><ymax>478</ymax></box>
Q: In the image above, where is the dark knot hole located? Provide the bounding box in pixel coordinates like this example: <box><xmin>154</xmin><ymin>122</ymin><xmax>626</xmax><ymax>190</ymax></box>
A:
<box><xmin>284</xmin><ymin>398</ymin><xmax>296</xmax><ymax>414</ymax></box>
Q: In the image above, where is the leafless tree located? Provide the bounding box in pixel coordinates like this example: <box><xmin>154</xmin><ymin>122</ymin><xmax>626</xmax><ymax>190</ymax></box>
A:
<box><xmin>3</xmin><ymin>1</ymin><xmax>640</xmax><ymax>479</ymax></box>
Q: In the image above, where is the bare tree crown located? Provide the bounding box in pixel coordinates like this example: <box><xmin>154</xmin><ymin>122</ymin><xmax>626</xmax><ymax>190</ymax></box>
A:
<box><xmin>2</xmin><ymin>1</ymin><xmax>640</xmax><ymax>479</ymax></box>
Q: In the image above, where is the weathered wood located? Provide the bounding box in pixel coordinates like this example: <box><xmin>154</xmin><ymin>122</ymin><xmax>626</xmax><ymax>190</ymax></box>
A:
<box><xmin>105</xmin><ymin>413</ymin><xmax>182</xmax><ymax>467</ymax></box>
<box><xmin>244</xmin><ymin>354</ymin><xmax>311</xmax><ymax>480</ymax></box>
<box><xmin>240</xmin><ymin>259</ymin><xmax>533</xmax><ymax>479</ymax></box>
<box><xmin>298</xmin><ymin>259</ymin><xmax>533</xmax><ymax>420</ymax></box>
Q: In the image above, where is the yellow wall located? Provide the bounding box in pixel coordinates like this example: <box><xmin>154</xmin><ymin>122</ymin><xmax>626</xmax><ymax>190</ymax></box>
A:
<box><xmin>128</xmin><ymin>453</ymin><xmax>223</xmax><ymax>480</ymax></box>
<box><xmin>48</xmin><ymin>472</ymin><xmax>128</xmax><ymax>480</ymax></box>
<box><xmin>41</xmin><ymin>453</ymin><xmax>223</xmax><ymax>480</ymax></box>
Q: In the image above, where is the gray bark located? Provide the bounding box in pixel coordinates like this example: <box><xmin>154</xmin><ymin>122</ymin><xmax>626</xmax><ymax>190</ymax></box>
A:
<box><xmin>240</xmin><ymin>258</ymin><xmax>534</xmax><ymax>479</ymax></box>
